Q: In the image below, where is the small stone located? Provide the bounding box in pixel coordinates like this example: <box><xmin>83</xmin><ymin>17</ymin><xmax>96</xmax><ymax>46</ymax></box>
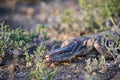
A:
<box><xmin>50</xmin><ymin>63</ymin><xmax>56</xmax><ymax>68</ymax></box>
<box><xmin>98</xmin><ymin>68</ymin><xmax>107</xmax><ymax>73</ymax></box>
<box><xmin>92</xmin><ymin>72</ymin><xmax>97</xmax><ymax>76</ymax></box>
<box><xmin>63</xmin><ymin>62</ymin><xmax>70</xmax><ymax>66</ymax></box>
<box><xmin>119</xmin><ymin>64</ymin><xmax>120</xmax><ymax>68</ymax></box>
<box><xmin>26</xmin><ymin>62</ymin><xmax>32</xmax><ymax>67</ymax></box>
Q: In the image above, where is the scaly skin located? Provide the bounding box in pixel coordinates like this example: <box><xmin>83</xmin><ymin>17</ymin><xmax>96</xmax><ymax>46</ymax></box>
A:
<box><xmin>45</xmin><ymin>31</ymin><xmax>120</xmax><ymax>62</ymax></box>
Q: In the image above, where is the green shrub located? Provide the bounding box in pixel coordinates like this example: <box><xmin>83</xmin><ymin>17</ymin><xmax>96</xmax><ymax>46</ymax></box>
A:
<box><xmin>0</xmin><ymin>22</ymin><xmax>56</xmax><ymax>79</ymax></box>
<box><xmin>29</xmin><ymin>44</ymin><xmax>58</xmax><ymax>80</ymax></box>
<box><xmin>61</xmin><ymin>10</ymin><xmax>80</xmax><ymax>32</ymax></box>
<box><xmin>0</xmin><ymin>22</ymin><xmax>37</xmax><ymax>56</ymax></box>
<box><xmin>78</xmin><ymin>0</ymin><xmax>120</xmax><ymax>32</ymax></box>
<box><xmin>0</xmin><ymin>23</ymin><xmax>49</xmax><ymax>56</ymax></box>
<box><xmin>85</xmin><ymin>32</ymin><xmax>120</xmax><ymax>79</ymax></box>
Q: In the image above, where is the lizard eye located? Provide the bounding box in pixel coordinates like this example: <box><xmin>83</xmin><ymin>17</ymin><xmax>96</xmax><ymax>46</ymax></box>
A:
<box><xmin>59</xmin><ymin>53</ymin><xmax>63</xmax><ymax>54</ymax></box>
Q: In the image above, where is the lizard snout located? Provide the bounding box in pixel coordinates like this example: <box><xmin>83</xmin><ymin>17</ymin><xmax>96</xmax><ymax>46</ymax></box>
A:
<box><xmin>45</xmin><ymin>54</ymin><xmax>51</xmax><ymax>61</ymax></box>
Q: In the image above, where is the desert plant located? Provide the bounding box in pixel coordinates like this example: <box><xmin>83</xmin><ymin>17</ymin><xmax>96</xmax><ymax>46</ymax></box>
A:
<box><xmin>0</xmin><ymin>22</ymin><xmax>43</xmax><ymax>67</ymax></box>
<box><xmin>78</xmin><ymin>0</ymin><xmax>120</xmax><ymax>32</ymax></box>
<box><xmin>85</xmin><ymin>30</ymin><xmax>120</xmax><ymax>79</ymax></box>
<box><xmin>35</xmin><ymin>24</ymin><xmax>50</xmax><ymax>40</ymax></box>
<box><xmin>0</xmin><ymin>23</ymin><xmax>49</xmax><ymax>55</ymax></box>
<box><xmin>85</xmin><ymin>55</ymin><xmax>106</xmax><ymax>80</ymax></box>
<box><xmin>0</xmin><ymin>22</ymin><xmax>57</xmax><ymax>79</ymax></box>
<box><xmin>61</xmin><ymin>10</ymin><xmax>80</xmax><ymax>32</ymax></box>
<box><xmin>30</xmin><ymin>44</ymin><xmax>58</xmax><ymax>80</ymax></box>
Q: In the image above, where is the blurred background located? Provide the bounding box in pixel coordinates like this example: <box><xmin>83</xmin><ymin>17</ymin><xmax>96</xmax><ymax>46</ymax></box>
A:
<box><xmin>0</xmin><ymin>0</ymin><xmax>120</xmax><ymax>40</ymax></box>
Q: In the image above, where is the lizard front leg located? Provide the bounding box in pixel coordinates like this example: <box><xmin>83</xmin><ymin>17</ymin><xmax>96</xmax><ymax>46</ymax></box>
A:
<box><xmin>68</xmin><ymin>38</ymin><xmax>95</xmax><ymax>60</ymax></box>
<box><xmin>85</xmin><ymin>38</ymin><xmax>95</xmax><ymax>54</ymax></box>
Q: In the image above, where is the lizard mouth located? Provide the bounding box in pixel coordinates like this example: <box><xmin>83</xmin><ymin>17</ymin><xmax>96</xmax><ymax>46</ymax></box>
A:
<box><xmin>45</xmin><ymin>54</ymin><xmax>51</xmax><ymax>62</ymax></box>
<box><xmin>45</xmin><ymin>54</ymin><xmax>62</xmax><ymax>62</ymax></box>
<box><xmin>45</xmin><ymin>52</ymin><xmax>74</xmax><ymax>62</ymax></box>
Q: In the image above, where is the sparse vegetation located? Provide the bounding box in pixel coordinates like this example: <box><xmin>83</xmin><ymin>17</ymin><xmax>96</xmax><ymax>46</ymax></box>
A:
<box><xmin>29</xmin><ymin>44</ymin><xmax>58</xmax><ymax>80</ymax></box>
<box><xmin>0</xmin><ymin>22</ymin><xmax>36</xmax><ymax>56</ymax></box>
<box><xmin>85</xmin><ymin>32</ymin><xmax>120</xmax><ymax>79</ymax></box>
<box><xmin>78</xmin><ymin>0</ymin><xmax>120</xmax><ymax>32</ymax></box>
<box><xmin>0</xmin><ymin>23</ymin><xmax>49</xmax><ymax>56</ymax></box>
<box><xmin>0</xmin><ymin>0</ymin><xmax>120</xmax><ymax>80</ymax></box>
<box><xmin>61</xmin><ymin>10</ymin><xmax>79</xmax><ymax>32</ymax></box>
<box><xmin>0</xmin><ymin>23</ymin><xmax>56</xmax><ymax>80</ymax></box>
<box><xmin>80</xmin><ymin>1</ymin><xmax>120</xmax><ymax>78</ymax></box>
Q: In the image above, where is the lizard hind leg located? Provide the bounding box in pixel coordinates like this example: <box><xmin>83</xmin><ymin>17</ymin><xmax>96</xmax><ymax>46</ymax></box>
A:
<box><xmin>93</xmin><ymin>40</ymin><xmax>110</xmax><ymax>59</ymax></box>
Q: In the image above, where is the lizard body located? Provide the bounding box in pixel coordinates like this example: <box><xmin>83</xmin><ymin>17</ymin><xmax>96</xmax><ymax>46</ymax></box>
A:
<box><xmin>45</xmin><ymin>31</ymin><xmax>120</xmax><ymax>62</ymax></box>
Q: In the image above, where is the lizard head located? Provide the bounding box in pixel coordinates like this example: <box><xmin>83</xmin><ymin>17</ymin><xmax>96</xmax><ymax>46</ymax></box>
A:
<box><xmin>45</xmin><ymin>39</ymin><xmax>85</xmax><ymax>62</ymax></box>
<box><xmin>45</xmin><ymin>50</ymin><xmax>74</xmax><ymax>62</ymax></box>
<box><xmin>45</xmin><ymin>40</ymin><xmax>75</xmax><ymax>62</ymax></box>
